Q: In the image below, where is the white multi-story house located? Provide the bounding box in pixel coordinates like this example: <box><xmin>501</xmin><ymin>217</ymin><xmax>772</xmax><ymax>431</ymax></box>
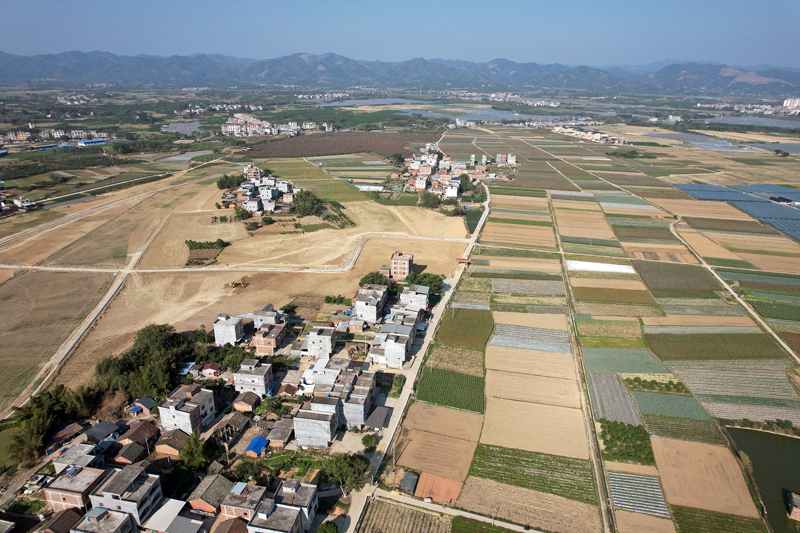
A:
<box><xmin>159</xmin><ymin>384</ymin><xmax>215</xmax><ymax>434</ymax></box>
<box><xmin>400</xmin><ymin>285</ymin><xmax>430</xmax><ymax>311</ymax></box>
<box><xmin>353</xmin><ymin>284</ymin><xmax>388</xmax><ymax>323</ymax></box>
<box><xmin>214</xmin><ymin>314</ymin><xmax>244</xmax><ymax>347</ymax></box>
<box><xmin>306</xmin><ymin>327</ymin><xmax>335</xmax><ymax>359</ymax></box>
<box><xmin>89</xmin><ymin>466</ymin><xmax>163</xmax><ymax>526</ymax></box>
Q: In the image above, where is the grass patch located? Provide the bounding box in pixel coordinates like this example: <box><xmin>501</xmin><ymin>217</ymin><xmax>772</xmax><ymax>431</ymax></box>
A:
<box><xmin>705</xmin><ymin>257</ymin><xmax>756</xmax><ymax>269</ymax></box>
<box><xmin>599</xmin><ymin>420</ymin><xmax>654</xmax><ymax>465</ymax></box>
<box><xmin>416</xmin><ymin>368</ymin><xmax>485</xmax><ymax>413</ymax></box>
<box><xmin>473</xmin><ymin>246</ymin><xmax>558</xmax><ymax>259</ymax></box>
<box><xmin>436</xmin><ymin>308</ymin><xmax>494</xmax><ymax>349</ymax></box>
<box><xmin>579</xmin><ymin>336</ymin><xmax>645</xmax><ymax>349</ymax></box>
<box><xmin>487</xmin><ymin>217</ymin><xmax>553</xmax><ymax>227</ymax></box>
<box><xmin>650</xmin><ymin>289</ymin><xmax>722</xmax><ymax>299</ymax></box>
<box><xmin>451</xmin><ymin>517</ymin><xmax>518</xmax><ymax>533</ymax></box>
<box><xmin>302</xmin><ymin>223</ymin><xmax>334</xmax><ymax>233</ymax></box>
<box><xmin>469</xmin><ymin>444</ymin><xmax>597</xmax><ymax>505</ymax></box>
<box><xmin>646</xmin><ymin>333</ymin><xmax>788</xmax><ymax>360</ymax></box>
<box><xmin>465</xmin><ymin>208</ymin><xmax>484</xmax><ymax>234</ymax></box>
<box><xmin>6</xmin><ymin>499</ymin><xmax>46</xmax><ymax>514</ymax></box>
<box><xmin>573</xmin><ymin>287</ymin><xmax>657</xmax><ymax>305</ymax></box>
<box><xmin>671</xmin><ymin>506</ymin><xmax>767</xmax><ymax>533</ymax></box>
<box><xmin>748</xmin><ymin>300</ymin><xmax>800</xmax><ymax>321</ymax></box>
<box><xmin>642</xmin><ymin>414</ymin><xmax>724</xmax><ymax>445</ymax></box>
<box><xmin>458</xmin><ymin>277</ymin><xmax>493</xmax><ymax>292</ymax></box>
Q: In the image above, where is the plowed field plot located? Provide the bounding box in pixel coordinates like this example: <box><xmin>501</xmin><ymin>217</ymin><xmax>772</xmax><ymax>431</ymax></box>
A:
<box><xmin>428</xmin><ymin>344</ymin><xmax>485</xmax><ymax>377</ymax></box>
<box><xmin>607</xmin><ymin>471</ymin><xmax>670</xmax><ymax>518</ymax></box>
<box><xmin>397</xmin><ymin>429</ymin><xmax>477</xmax><ymax>481</ymax></box>
<box><xmin>414</xmin><ymin>473</ymin><xmax>463</xmax><ymax>505</ymax></box>
<box><xmin>575</xmin><ymin>302</ymin><xmax>663</xmax><ymax>317</ymax></box>
<box><xmin>416</xmin><ymin>368</ymin><xmax>485</xmax><ymax>413</ymax></box>
<box><xmin>356</xmin><ymin>499</ymin><xmax>451</xmax><ymax>533</ymax></box>
<box><xmin>587</xmin><ymin>373</ymin><xmax>643</xmax><ymax>425</ymax></box>
<box><xmin>481</xmin><ymin>398</ymin><xmax>589</xmax><ymax>459</ymax></box>
<box><xmin>582</xmin><ymin>349</ymin><xmax>668</xmax><ymax>374</ymax></box>
<box><xmin>472</xmin><ymin>257</ymin><xmax>562</xmax><ymax>273</ymax></box>
<box><xmin>642</xmin><ymin>316</ymin><xmax>757</xmax><ymax>326</ymax></box>
<box><xmin>632</xmin><ymin>260</ymin><xmax>722</xmax><ymax>290</ymax></box>
<box><xmin>485</xmin><ymin>370</ymin><xmax>581</xmax><ymax>408</ymax></box>
<box><xmin>614</xmin><ymin>510</ymin><xmax>677</xmax><ymax>533</ymax></box>
<box><xmin>485</xmin><ymin>346</ymin><xmax>576</xmax><ymax>380</ymax></box>
<box><xmin>456</xmin><ymin>478</ymin><xmax>602</xmax><ymax>533</ymax></box>
<box><xmin>701</xmin><ymin>402</ymin><xmax>800</xmax><ymax>424</ymax></box>
<box><xmin>633</xmin><ymin>391</ymin><xmax>710</xmax><ymax>420</ymax></box>
<box><xmin>403</xmin><ymin>402</ymin><xmax>483</xmax><ymax>441</ymax></box>
<box><xmin>453</xmin><ymin>291</ymin><xmax>492</xmax><ymax>304</ymax></box>
<box><xmin>555</xmin><ymin>210</ymin><xmax>617</xmax><ymax>241</ymax></box>
<box><xmin>458</xmin><ymin>277</ymin><xmax>493</xmax><ymax>292</ymax></box>
<box><xmin>573</xmin><ymin>287</ymin><xmax>657</xmax><ymax>305</ymax></box>
<box><xmin>489</xmin><ymin>195</ymin><xmax>551</xmax><ymax>211</ymax></box>
<box><xmin>647</xmin><ymin>199</ymin><xmax>753</xmax><ymax>220</ymax></box>
<box><xmin>671</xmin><ymin>506</ymin><xmax>767</xmax><ymax>533</ymax></box>
<box><xmin>645</xmin><ymin>333</ymin><xmax>788</xmax><ymax>360</ymax></box>
<box><xmin>436</xmin><ymin>308</ymin><xmax>494</xmax><ymax>349</ymax></box>
<box><xmin>469</xmin><ymin>444</ymin><xmax>597</xmax><ymax>504</ymax></box>
<box><xmin>248</xmin><ymin>131</ymin><xmax>438</xmax><ymax>157</ymax></box>
<box><xmin>488</xmin><ymin>335</ymin><xmax>571</xmax><ymax>354</ymax></box>
<box><xmin>643</xmin><ymin>325</ymin><xmax>762</xmax><ymax>334</ymax></box>
<box><xmin>493</xmin><ymin>324</ymin><xmax>569</xmax><ymax>343</ymax></box>
<box><xmin>642</xmin><ymin>414</ymin><xmax>724</xmax><ymax>445</ymax></box>
<box><xmin>652</xmin><ymin>438</ymin><xmax>760</xmax><ymax>518</ymax></box>
<box><xmin>684</xmin><ymin>217</ymin><xmax>779</xmax><ymax>234</ymax></box>
<box><xmin>492</xmin><ymin>279</ymin><xmax>564</xmax><ymax>295</ymax></box>
<box><xmin>576</xmin><ymin>318</ymin><xmax>642</xmax><ymax>338</ymax></box>
<box><xmin>671</xmin><ymin>368</ymin><xmax>800</xmax><ymax>400</ymax></box>
<box><xmin>480</xmin><ymin>222</ymin><xmax>556</xmax><ymax>248</ymax></box>
<box><xmin>492</xmin><ymin>311</ymin><xmax>567</xmax><ymax>330</ymax></box>
<box><xmin>570</xmin><ymin>278</ymin><xmax>648</xmax><ymax>291</ymax></box>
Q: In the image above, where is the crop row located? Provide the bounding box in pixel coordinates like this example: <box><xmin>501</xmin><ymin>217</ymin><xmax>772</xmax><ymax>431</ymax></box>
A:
<box><xmin>641</xmin><ymin>414</ymin><xmax>724</xmax><ymax>445</ymax></box>
<box><xmin>436</xmin><ymin>308</ymin><xmax>494</xmax><ymax>350</ymax></box>
<box><xmin>748</xmin><ymin>300</ymin><xmax>800</xmax><ymax>322</ymax></box>
<box><xmin>357</xmin><ymin>499</ymin><xmax>451</xmax><ymax>533</ymax></box>
<box><xmin>607</xmin><ymin>472</ymin><xmax>669</xmax><ymax>518</ymax></box>
<box><xmin>701</xmin><ymin>401</ymin><xmax>800</xmax><ymax>424</ymax></box>
<box><xmin>673</xmin><ymin>368</ymin><xmax>800</xmax><ymax>400</ymax></box>
<box><xmin>492</xmin><ymin>279</ymin><xmax>565</xmax><ymax>295</ymax></box>
<box><xmin>582</xmin><ymin>348</ymin><xmax>668</xmax><ymax>374</ymax></box>
<box><xmin>645</xmin><ymin>333</ymin><xmax>788</xmax><ymax>361</ymax></box>
<box><xmin>587</xmin><ymin>373</ymin><xmax>643</xmax><ymax>426</ymax></box>
<box><xmin>489</xmin><ymin>335</ymin><xmax>572</xmax><ymax>354</ymax></box>
<box><xmin>632</xmin><ymin>260</ymin><xmax>722</xmax><ymax>290</ymax></box>
<box><xmin>416</xmin><ymin>368</ymin><xmax>486</xmax><ymax>413</ymax></box>
<box><xmin>671</xmin><ymin>506</ymin><xmax>768</xmax><ymax>533</ymax></box>
<box><xmin>632</xmin><ymin>391</ymin><xmax>711</xmax><ymax>420</ymax></box>
<box><xmin>493</xmin><ymin>324</ymin><xmax>569</xmax><ymax>343</ymax></box>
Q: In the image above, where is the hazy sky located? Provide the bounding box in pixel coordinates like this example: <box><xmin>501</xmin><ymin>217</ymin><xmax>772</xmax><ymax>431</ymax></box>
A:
<box><xmin>2</xmin><ymin>0</ymin><xmax>799</xmax><ymax>68</ymax></box>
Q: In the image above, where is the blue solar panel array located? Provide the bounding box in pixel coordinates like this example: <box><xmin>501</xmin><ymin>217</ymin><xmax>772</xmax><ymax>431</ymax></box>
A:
<box><xmin>730</xmin><ymin>184</ymin><xmax>800</xmax><ymax>202</ymax></box>
<box><xmin>729</xmin><ymin>201</ymin><xmax>800</xmax><ymax>220</ymax></box>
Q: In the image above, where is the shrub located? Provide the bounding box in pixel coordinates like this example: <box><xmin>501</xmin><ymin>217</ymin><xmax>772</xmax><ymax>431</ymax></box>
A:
<box><xmin>361</xmin><ymin>434</ymin><xmax>378</xmax><ymax>451</ymax></box>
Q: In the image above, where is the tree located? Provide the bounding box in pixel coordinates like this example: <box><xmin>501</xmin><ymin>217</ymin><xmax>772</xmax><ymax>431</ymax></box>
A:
<box><xmin>216</xmin><ymin>174</ymin><xmax>246</xmax><ymax>190</ymax></box>
<box><xmin>406</xmin><ymin>272</ymin><xmax>445</xmax><ymax>292</ymax></box>
<box><xmin>180</xmin><ymin>432</ymin><xmax>208</xmax><ymax>472</ymax></box>
<box><xmin>318</xmin><ymin>523</ymin><xmax>339</xmax><ymax>533</ymax></box>
<box><xmin>294</xmin><ymin>190</ymin><xmax>322</xmax><ymax>217</ymax></box>
<box><xmin>361</xmin><ymin>434</ymin><xmax>378</xmax><ymax>452</ymax></box>
<box><xmin>280</xmin><ymin>303</ymin><xmax>297</xmax><ymax>313</ymax></box>
<box><xmin>389</xmin><ymin>153</ymin><xmax>404</xmax><ymax>166</ymax></box>
<box><xmin>419</xmin><ymin>191</ymin><xmax>440</xmax><ymax>209</ymax></box>
<box><xmin>359</xmin><ymin>271</ymin><xmax>389</xmax><ymax>287</ymax></box>
<box><xmin>234</xmin><ymin>207</ymin><xmax>251</xmax><ymax>221</ymax></box>
<box><xmin>245</xmin><ymin>221</ymin><xmax>260</xmax><ymax>231</ymax></box>
<box><xmin>321</xmin><ymin>454</ymin><xmax>367</xmax><ymax>494</ymax></box>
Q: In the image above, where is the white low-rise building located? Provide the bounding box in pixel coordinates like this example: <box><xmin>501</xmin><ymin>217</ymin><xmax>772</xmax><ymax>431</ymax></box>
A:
<box><xmin>214</xmin><ymin>314</ymin><xmax>244</xmax><ymax>347</ymax></box>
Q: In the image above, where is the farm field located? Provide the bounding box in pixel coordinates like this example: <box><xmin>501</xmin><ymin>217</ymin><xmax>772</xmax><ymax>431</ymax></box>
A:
<box><xmin>356</xmin><ymin>499</ymin><xmax>451</xmax><ymax>533</ymax></box>
<box><xmin>632</xmin><ymin>391</ymin><xmax>711</xmax><ymax>420</ymax></box>
<box><xmin>645</xmin><ymin>332</ymin><xmax>789</xmax><ymax>360</ymax></box>
<box><xmin>632</xmin><ymin>260</ymin><xmax>722</xmax><ymax>291</ymax></box>
<box><xmin>607</xmin><ymin>471</ymin><xmax>670</xmax><ymax>518</ymax></box>
<box><xmin>641</xmin><ymin>415</ymin><xmax>725</xmax><ymax>445</ymax></box>
<box><xmin>582</xmin><ymin>348</ymin><xmax>668</xmax><ymax>374</ymax></box>
<box><xmin>436</xmin><ymin>308</ymin><xmax>494</xmax><ymax>349</ymax></box>
<box><xmin>0</xmin><ymin>271</ymin><xmax>113</xmax><ymax>412</ymax></box>
<box><xmin>247</xmin><ymin>132</ymin><xmax>439</xmax><ymax>158</ymax></box>
<box><xmin>397</xmin><ymin>429</ymin><xmax>477</xmax><ymax>481</ymax></box>
<box><xmin>652</xmin><ymin>437</ymin><xmax>760</xmax><ymax>517</ymax></box>
<box><xmin>586</xmin><ymin>373</ymin><xmax>643</xmax><ymax>425</ymax></box>
<box><xmin>492</xmin><ymin>278</ymin><xmax>564</xmax><ymax>295</ymax></box>
<box><xmin>427</xmin><ymin>344</ymin><xmax>485</xmax><ymax>377</ymax></box>
<box><xmin>403</xmin><ymin>402</ymin><xmax>483</xmax><ymax>442</ymax></box>
<box><xmin>484</xmin><ymin>346</ymin><xmax>575</xmax><ymax>379</ymax></box>
<box><xmin>670</xmin><ymin>506</ymin><xmax>767</xmax><ymax>533</ymax></box>
<box><xmin>485</xmin><ymin>370</ymin><xmax>581</xmax><ymax>408</ymax></box>
<box><xmin>456</xmin><ymin>477</ymin><xmax>602</xmax><ymax>533</ymax></box>
<box><xmin>480</xmin><ymin>222</ymin><xmax>556</xmax><ymax>248</ymax></box>
<box><xmin>415</xmin><ymin>368</ymin><xmax>485</xmax><ymax>413</ymax></box>
<box><xmin>614</xmin><ymin>510</ymin><xmax>676</xmax><ymax>533</ymax></box>
<box><xmin>414</xmin><ymin>473</ymin><xmax>463</xmax><ymax>505</ymax></box>
<box><xmin>491</xmin><ymin>311</ymin><xmax>567</xmax><ymax>330</ymax></box>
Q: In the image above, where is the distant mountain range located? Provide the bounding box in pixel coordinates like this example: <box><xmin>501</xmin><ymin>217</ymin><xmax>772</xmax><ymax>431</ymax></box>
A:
<box><xmin>1</xmin><ymin>50</ymin><xmax>798</xmax><ymax>96</ymax></box>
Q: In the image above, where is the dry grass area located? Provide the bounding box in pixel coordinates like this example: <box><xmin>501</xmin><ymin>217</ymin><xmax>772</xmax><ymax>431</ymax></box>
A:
<box><xmin>391</xmin><ymin>205</ymin><xmax>468</xmax><ymax>239</ymax></box>
<box><xmin>614</xmin><ymin>510</ymin><xmax>676</xmax><ymax>533</ymax></box>
<box><xmin>457</xmin><ymin>477</ymin><xmax>602</xmax><ymax>533</ymax></box>
<box><xmin>485</xmin><ymin>346</ymin><xmax>576</xmax><ymax>380</ymax></box>
<box><xmin>485</xmin><ymin>370</ymin><xmax>581</xmax><ymax>408</ymax></box>
<box><xmin>570</xmin><ymin>278</ymin><xmax>647</xmax><ymax>291</ymax></box>
<box><xmin>403</xmin><ymin>402</ymin><xmax>484</xmax><ymax>442</ymax></box>
<box><xmin>552</xmin><ymin>199</ymin><xmax>602</xmax><ymax>211</ymax></box>
<box><xmin>428</xmin><ymin>344</ymin><xmax>485</xmax><ymax>377</ymax></box>
<box><xmin>481</xmin><ymin>222</ymin><xmax>556</xmax><ymax>248</ymax></box>
<box><xmin>491</xmin><ymin>196</ymin><xmax>550</xmax><ymax>211</ymax></box>
<box><xmin>397</xmin><ymin>429</ymin><xmax>477</xmax><ymax>481</ymax></box>
<box><xmin>605</xmin><ymin>461</ymin><xmax>660</xmax><ymax>476</ymax></box>
<box><xmin>642</xmin><ymin>315</ymin><xmax>756</xmax><ymax>326</ymax></box>
<box><xmin>414</xmin><ymin>473</ymin><xmax>463</xmax><ymax>505</ymax></box>
<box><xmin>621</xmin><ymin>242</ymin><xmax>698</xmax><ymax>264</ymax></box>
<box><xmin>555</xmin><ymin>209</ymin><xmax>616</xmax><ymax>240</ymax></box>
<box><xmin>647</xmin><ymin>199</ymin><xmax>754</xmax><ymax>220</ymax></box>
<box><xmin>480</xmin><ymin>398</ymin><xmax>589</xmax><ymax>459</ymax></box>
<box><xmin>491</xmin><ymin>293</ymin><xmax>568</xmax><ymax>306</ymax></box>
<box><xmin>492</xmin><ymin>311</ymin><xmax>567</xmax><ymax>330</ymax></box>
<box><xmin>0</xmin><ymin>271</ymin><xmax>112</xmax><ymax>412</ymax></box>
<box><xmin>652</xmin><ymin>437</ymin><xmax>759</xmax><ymax>518</ymax></box>
<box><xmin>678</xmin><ymin>228</ymin><xmax>743</xmax><ymax>260</ymax></box>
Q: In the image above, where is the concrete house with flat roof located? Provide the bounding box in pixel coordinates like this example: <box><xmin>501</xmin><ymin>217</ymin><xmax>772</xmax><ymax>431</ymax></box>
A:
<box><xmin>400</xmin><ymin>285</ymin><xmax>430</xmax><ymax>312</ymax></box>
<box><xmin>159</xmin><ymin>384</ymin><xmax>215</xmax><ymax>434</ymax></box>
<box><xmin>353</xmin><ymin>285</ymin><xmax>388</xmax><ymax>324</ymax></box>
<box><xmin>89</xmin><ymin>465</ymin><xmax>162</xmax><ymax>526</ymax></box>
<box><xmin>45</xmin><ymin>466</ymin><xmax>108</xmax><ymax>512</ymax></box>
<box><xmin>53</xmin><ymin>444</ymin><xmax>104</xmax><ymax>474</ymax></box>
<box><xmin>220</xmin><ymin>483</ymin><xmax>267</xmax><ymax>521</ymax></box>
<box><xmin>306</xmin><ymin>327</ymin><xmax>335</xmax><ymax>359</ymax></box>
<box><xmin>234</xmin><ymin>359</ymin><xmax>273</xmax><ymax>397</ymax></box>
<box><xmin>70</xmin><ymin>508</ymin><xmax>134</xmax><ymax>533</ymax></box>
<box><xmin>273</xmin><ymin>479</ymin><xmax>318</xmax><ymax>532</ymax></box>
<box><xmin>214</xmin><ymin>314</ymin><xmax>244</xmax><ymax>347</ymax></box>
<box><xmin>247</xmin><ymin>500</ymin><xmax>301</xmax><ymax>533</ymax></box>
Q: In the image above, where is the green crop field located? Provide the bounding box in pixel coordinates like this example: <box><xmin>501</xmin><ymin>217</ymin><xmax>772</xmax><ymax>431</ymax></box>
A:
<box><xmin>465</xmin><ymin>208</ymin><xmax>484</xmax><ymax>234</ymax></box>
<box><xmin>416</xmin><ymin>368</ymin><xmax>485</xmax><ymax>413</ymax></box>
<box><xmin>436</xmin><ymin>308</ymin><xmax>494</xmax><ymax>349</ymax></box>
<box><xmin>671</xmin><ymin>506</ymin><xmax>767</xmax><ymax>533</ymax></box>
<box><xmin>451</xmin><ymin>517</ymin><xmax>517</xmax><ymax>533</ymax></box>
<box><xmin>646</xmin><ymin>333</ymin><xmax>788</xmax><ymax>360</ymax></box>
<box><xmin>632</xmin><ymin>260</ymin><xmax>722</xmax><ymax>291</ymax></box>
<box><xmin>748</xmin><ymin>300</ymin><xmax>800</xmax><ymax>322</ymax></box>
<box><xmin>641</xmin><ymin>414</ymin><xmax>724</xmax><ymax>445</ymax></box>
<box><xmin>488</xmin><ymin>187</ymin><xmax>547</xmax><ymax>197</ymax></box>
<box><xmin>572</xmin><ymin>287</ymin><xmax>657</xmax><ymax>305</ymax></box>
<box><xmin>683</xmin><ymin>217</ymin><xmax>780</xmax><ymax>234</ymax></box>
<box><xmin>472</xmin><ymin>246</ymin><xmax>559</xmax><ymax>259</ymax></box>
<box><xmin>582</xmin><ymin>348</ymin><xmax>668</xmax><ymax>374</ymax></box>
<box><xmin>468</xmin><ymin>444</ymin><xmax>597</xmax><ymax>505</ymax></box>
<box><xmin>632</xmin><ymin>391</ymin><xmax>711</xmax><ymax>420</ymax></box>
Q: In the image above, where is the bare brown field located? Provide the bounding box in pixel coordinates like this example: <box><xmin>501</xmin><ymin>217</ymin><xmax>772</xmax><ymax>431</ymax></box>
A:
<box><xmin>555</xmin><ymin>209</ymin><xmax>616</xmax><ymax>240</ymax></box>
<box><xmin>476</xmin><ymin>256</ymin><xmax>561</xmax><ymax>272</ymax></box>
<box><xmin>488</xmin><ymin>211</ymin><xmax>552</xmax><ymax>222</ymax></box>
<box><xmin>702</xmin><ymin>231</ymin><xmax>800</xmax><ymax>255</ymax></box>
<box><xmin>492</xmin><ymin>311</ymin><xmax>567</xmax><ymax>330</ymax></box>
<box><xmin>397</xmin><ymin>429</ymin><xmax>477</xmax><ymax>481</ymax></box>
<box><xmin>357</xmin><ymin>498</ymin><xmax>451</xmax><ymax>533</ymax></box>
<box><xmin>457</xmin><ymin>477</ymin><xmax>602</xmax><ymax>533</ymax></box>
<box><xmin>575</xmin><ymin>302</ymin><xmax>663</xmax><ymax>317</ymax></box>
<box><xmin>577</xmin><ymin>319</ymin><xmax>642</xmax><ymax>338</ymax></box>
<box><xmin>614</xmin><ymin>510</ymin><xmax>676</xmax><ymax>533</ymax></box>
<box><xmin>429</xmin><ymin>345</ymin><xmax>485</xmax><ymax>377</ymax></box>
<box><xmin>485</xmin><ymin>346</ymin><xmax>576</xmax><ymax>380</ymax></box>
<box><xmin>642</xmin><ymin>315</ymin><xmax>756</xmax><ymax>326</ymax></box>
<box><xmin>0</xmin><ymin>271</ymin><xmax>112</xmax><ymax>412</ymax></box>
<box><xmin>605</xmin><ymin>461</ymin><xmax>660</xmax><ymax>476</ymax></box>
<box><xmin>391</xmin><ymin>206</ymin><xmax>469</xmax><ymax>239</ymax></box>
<box><xmin>648</xmin><ymin>199</ymin><xmax>754</xmax><ymax>220</ymax></box>
<box><xmin>491</xmin><ymin>293</ymin><xmax>568</xmax><ymax>306</ymax></box>
<box><xmin>569</xmin><ymin>278</ymin><xmax>647</xmax><ymax>291</ymax></box>
<box><xmin>737</xmin><ymin>253</ymin><xmax>800</xmax><ymax>274</ymax></box>
<box><xmin>490</xmin><ymin>196</ymin><xmax>550</xmax><ymax>211</ymax></box>
<box><xmin>603</xmin><ymin>206</ymin><xmax>667</xmax><ymax>216</ymax></box>
<box><xmin>0</xmin><ymin>270</ymin><xmax>16</xmax><ymax>284</ymax></box>
<box><xmin>552</xmin><ymin>199</ymin><xmax>602</xmax><ymax>211</ymax></box>
<box><xmin>480</xmin><ymin>223</ymin><xmax>556</xmax><ymax>248</ymax></box>
<box><xmin>403</xmin><ymin>403</ymin><xmax>484</xmax><ymax>442</ymax></box>
<box><xmin>485</xmin><ymin>370</ymin><xmax>581</xmax><ymax>408</ymax></box>
<box><xmin>652</xmin><ymin>437</ymin><xmax>759</xmax><ymax>518</ymax></box>
<box><xmin>620</xmin><ymin>242</ymin><xmax>698</xmax><ymax>264</ymax></box>
<box><xmin>453</xmin><ymin>291</ymin><xmax>491</xmax><ymax>304</ymax></box>
<box><xmin>480</xmin><ymin>398</ymin><xmax>589</xmax><ymax>459</ymax></box>
<box><xmin>414</xmin><ymin>473</ymin><xmax>463</xmax><ymax>505</ymax></box>
<box><xmin>677</xmin><ymin>228</ymin><xmax>743</xmax><ymax>260</ymax></box>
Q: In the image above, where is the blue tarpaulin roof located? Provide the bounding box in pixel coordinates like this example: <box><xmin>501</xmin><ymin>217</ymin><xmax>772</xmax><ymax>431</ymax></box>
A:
<box><xmin>245</xmin><ymin>436</ymin><xmax>268</xmax><ymax>455</ymax></box>
<box><xmin>130</xmin><ymin>406</ymin><xmax>142</xmax><ymax>413</ymax></box>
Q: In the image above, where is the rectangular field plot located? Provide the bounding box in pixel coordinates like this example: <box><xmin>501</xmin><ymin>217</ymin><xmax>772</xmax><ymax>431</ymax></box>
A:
<box><xmin>416</xmin><ymin>368</ymin><xmax>485</xmax><ymax>413</ymax></box>
<box><xmin>632</xmin><ymin>391</ymin><xmax>711</xmax><ymax>420</ymax></box>
<box><xmin>485</xmin><ymin>346</ymin><xmax>576</xmax><ymax>380</ymax></box>
<box><xmin>587</xmin><ymin>373</ymin><xmax>643</xmax><ymax>425</ymax></box>
<box><xmin>403</xmin><ymin>402</ymin><xmax>484</xmax><ymax>442</ymax></box>
<box><xmin>642</xmin><ymin>415</ymin><xmax>724</xmax><ymax>445</ymax></box>
<box><xmin>671</xmin><ymin>368</ymin><xmax>800</xmax><ymax>400</ymax></box>
<box><xmin>480</xmin><ymin>398</ymin><xmax>589</xmax><ymax>459</ymax></box>
<box><xmin>582</xmin><ymin>349</ymin><xmax>669</xmax><ymax>374</ymax></box>
<box><xmin>481</xmin><ymin>222</ymin><xmax>557</xmax><ymax>248</ymax></box>
<box><xmin>492</xmin><ymin>279</ymin><xmax>564</xmax><ymax>295</ymax></box>
<box><xmin>701</xmin><ymin>402</ymin><xmax>800</xmax><ymax>424</ymax></box>
<box><xmin>414</xmin><ymin>473</ymin><xmax>463</xmax><ymax>505</ymax></box>
<box><xmin>608</xmin><ymin>471</ymin><xmax>670</xmax><ymax>518</ymax></box>
<box><xmin>397</xmin><ymin>429</ymin><xmax>477</xmax><ymax>481</ymax></box>
<box><xmin>436</xmin><ymin>308</ymin><xmax>494</xmax><ymax>349</ymax></box>
<box><xmin>469</xmin><ymin>444</ymin><xmax>597</xmax><ymax>505</ymax></box>
<box><xmin>566</xmin><ymin>260</ymin><xmax>636</xmax><ymax>274</ymax></box>
<box><xmin>632</xmin><ymin>260</ymin><xmax>722</xmax><ymax>290</ymax></box>
<box><xmin>645</xmin><ymin>333</ymin><xmax>789</xmax><ymax>360</ymax></box>
<box><xmin>652</xmin><ymin>438</ymin><xmax>760</xmax><ymax>518</ymax></box>
<box><xmin>492</xmin><ymin>311</ymin><xmax>567</xmax><ymax>330</ymax></box>
<box><xmin>671</xmin><ymin>506</ymin><xmax>768</xmax><ymax>533</ymax></box>
<box><xmin>573</xmin><ymin>287</ymin><xmax>657</xmax><ymax>306</ymax></box>
<box><xmin>457</xmin><ymin>477</ymin><xmax>603</xmax><ymax>533</ymax></box>
<box><xmin>356</xmin><ymin>498</ymin><xmax>451</xmax><ymax>533</ymax></box>
<box><xmin>614</xmin><ymin>510</ymin><xmax>677</xmax><ymax>533</ymax></box>
<box><xmin>428</xmin><ymin>344</ymin><xmax>485</xmax><ymax>377</ymax></box>
<box><xmin>486</xmin><ymin>370</ymin><xmax>581</xmax><ymax>408</ymax></box>
<box><xmin>489</xmin><ymin>335</ymin><xmax>571</xmax><ymax>355</ymax></box>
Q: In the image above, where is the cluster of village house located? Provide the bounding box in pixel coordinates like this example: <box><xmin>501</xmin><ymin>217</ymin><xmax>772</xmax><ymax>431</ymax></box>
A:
<box><xmin>226</xmin><ymin>165</ymin><xmax>298</xmax><ymax>214</ymax></box>
<box><xmin>220</xmin><ymin>114</ymin><xmax>332</xmax><ymax>138</ymax></box>
<box><xmin>551</xmin><ymin>125</ymin><xmax>625</xmax><ymax>144</ymax></box>
<box><xmin>394</xmin><ymin>144</ymin><xmax>518</xmax><ymax>199</ymax></box>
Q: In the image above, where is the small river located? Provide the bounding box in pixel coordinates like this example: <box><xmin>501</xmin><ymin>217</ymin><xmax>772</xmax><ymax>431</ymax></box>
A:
<box><xmin>729</xmin><ymin>428</ymin><xmax>800</xmax><ymax>533</ymax></box>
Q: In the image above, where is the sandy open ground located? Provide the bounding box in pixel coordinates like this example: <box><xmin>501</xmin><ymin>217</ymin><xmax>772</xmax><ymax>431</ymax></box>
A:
<box><xmin>491</xmin><ymin>196</ymin><xmax>550</xmax><ymax>211</ymax></box>
<box><xmin>485</xmin><ymin>346</ymin><xmax>576</xmax><ymax>380</ymax></box>
<box><xmin>701</xmin><ymin>230</ymin><xmax>800</xmax><ymax>255</ymax></box>
<box><xmin>652</xmin><ymin>437</ymin><xmax>759</xmax><ymax>518</ymax></box>
<box><xmin>391</xmin><ymin>206</ymin><xmax>468</xmax><ymax>239</ymax></box>
<box><xmin>485</xmin><ymin>370</ymin><xmax>581</xmax><ymax>408</ymax></box>
<box><xmin>481</xmin><ymin>222</ymin><xmax>556</xmax><ymax>248</ymax></box>
<box><xmin>642</xmin><ymin>315</ymin><xmax>756</xmax><ymax>326</ymax></box>
<box><xmin>480</xmin><ymin>397</ymin><xmax>589</xmax><ymax>459</ymax></box>
<box><xmin>492</xmin><ymin>311</ymin><xmax>568</xmax><ymax>330</ymax></box>
<box><xmin>677</xmin><ymin>228</ymin><xmax>743</xmax><ymax>260</ymax></box>
<box><xmin>569</xmin><ymin>278</ymin><xmax>647</xmax><ymax>291</ymax></box>
<box><xmin>397</xmin><ymin>429</ymin><xmax>477</xmax><ymax>481</ymax></box>
<box><xmin>457</xmin><ymin>477</ymin><xmax>602</xmax><ymax>533</ymax></box>
<box><xmin>647</xmin><ymin>199</ymin><xmax>754</xmax><ymax>220</ymax></box>
<box><xmin>403</xmin><ymin>403</ymin><xmax>483</xmax><ymax>442</ymax></box>
<box><xmin>474</xmin><ymin>256</ymin><xmax>562</xmax><ymax>272</ymax></box>
<box><xmin>414</xmin><ymin>473</ymin><xmax>463</xmax><ymax>505</ymax></box>
<box><xmin>614</xmin><ymin>510</ymin><xmax>675</xmax><ymax>533</ymax></box>
<box><xmin>555</xmin><ymin>209</ymin><xmax>616</xmax><ymax>240</ymax></box>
